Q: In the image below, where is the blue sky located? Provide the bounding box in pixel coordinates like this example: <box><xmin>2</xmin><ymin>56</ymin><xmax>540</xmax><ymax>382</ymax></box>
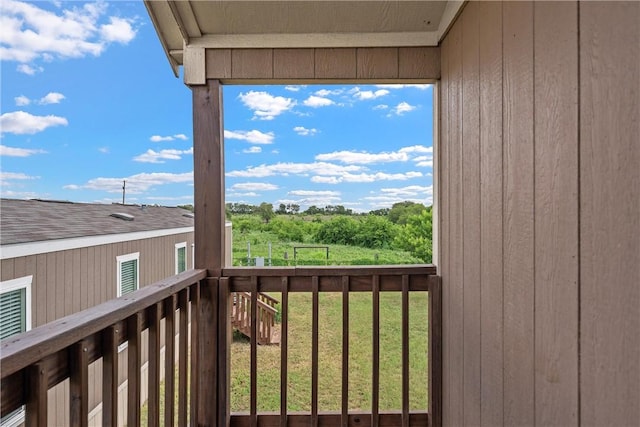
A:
<box><xmin>1</xmin><ymin>1</ymin><xmax>433</xmax><ymax>212</ymax></box>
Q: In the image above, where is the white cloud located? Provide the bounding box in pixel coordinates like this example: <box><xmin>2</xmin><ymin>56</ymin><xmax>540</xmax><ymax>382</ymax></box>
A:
<box><xmin>303</xmin><ymin>95</ymin><xmax>334</xmax><ymax>107</ymax></box>
<box><xmin>285</xmin><ymin>85</ymin><xmax>305</xmax><ymax>92</ymax></box>
<box><xmin>99</xmin><ymin>17</ymin><xmax>136</xmax><ymax>44</ymax></box>
<box><xmin>288</xmin><ymin>190</ymin><xmax>341</xmax><ymax>197</ymax></box>
<box><xmin>315</xmin><ymin>88</ymin><xmax>344</xmax><ymax>97</ymax></box>
<box><xmin>1</xmin><ymin>171</ymin><xmax>39</xmax><ymax>181</ymax></box>
<box><xmin>293</xmin><ymin>126</ymin><xmax>318</xmax><ymax>136</ymax></box>
<box><xmin>351</xmin><ymin>87</ymin><xmax>390</xmax><ymax>100</ymax></box>
<box><xmin>243</xmin><ymin>146</ymin><xmax>262</xmax><ymax>154</ymax></box>
<box><xmin>16</xmin><ymin>64</ymin><xmax>43</xmax><ymax>75</ymax></box>
<box><xmin>0</xmin><ymin>0</ymin><xmax>137</xmax><ymax>66</ymax></box>
<box><xmin>238</xmin><ymin>91</ymin><xmax>296</xmax><ymax>120</ymax></box>
<box><xmin>133</xmin><ymin>147</ymin><xmax>193</xmax><ymax>163</ymax></box>
<box><xmin>0</xmin><ymin>111</ymin><xmax>68</xmax><ymax>134</ymax></box>
<box><xmin>226</xmin><ymin>191</ymin><xmax>259</xmax><ymax>198</ymax></box>
<box><xmin>65</xmin><ymin>171</ymin><xmax>194</xmax><ymax>194</ymax></box>
<box><xmin>380</xmin><ymin>185</ymin><xmax>433</xmax><ymax>198</ymax></box>
<box><xmin>311</xmin><ymin>171</ymin><xmax>423</xmax><ymax>184</ymax></box>
<box><xmin>150</xmin><ymin>134</ymin><xmax>189</xmax><ymax>142</ymax></box>
<box><xmin>14</xmin><ymin>95</ymin><xmax>30</xmax><ymax>106</ymax></box>
<box><xmin>0</xmin><ymin>144</ymin><xmax>46</xmax><ymax>157</ymax></box>
<box><xmin>39</xmin><ymin>92</ymin><xmax>65</xmax><ymax>104</ymax></box>
<box><xmin>231</xmin><ymin>182</ymin><xmax>279</xmax><ymax>191</ymax></box>
<box><xmin>277</xmin><ymin>195</ymin><xmax>342</xmax><ymax>206</ymax></box>
<box><xmin>146</xmin><ymin>195</ymin><xmax>194</xmax><ymax>201</ymax></box>
<box><xmin>316</xmin><ymin>150</ymin><xmax>409</xmax><ymax>164</ymax></box>
<box><xmin>374</xmin><ymin>104</ymin><xmax>388</xmax><ymax>110</ymax></box>
<box><xmin>98</xmin><ymin>147</ymin><xmax>109</xmax><ymax>154</ymax></box>
<box><xmin>389</xmin><ymin>102</ymin><xmax>417</xmax><ymax>116</ymax></box>
<box><xmin>311</xmin><ymin>176</ymin><xmax>341</xmax><ymax>184</ymax></box>
<box><xmin>224</xmin><ymin>129</ymin><xmax>274</xmax><ymax>145</ymax></box>
<box><xmin>400</xmin><ymin>145</ymin><xmax>432</xmax><ymax>154</ymax></box>
<box><xmin>226</xmin><ymin>162</ymin><xmax>363</xmax><ymax>178</ymax></box>
<box><xmin>416</xmin><ymin>160</ymin><xmax>433</xmax><ymax>167</ymax></box>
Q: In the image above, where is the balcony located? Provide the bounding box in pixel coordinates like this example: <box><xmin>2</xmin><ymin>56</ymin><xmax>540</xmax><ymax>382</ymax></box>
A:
<box><xmin>1</xmin><ymin>265</ymin><xmax>440</xmax><ymax>426</ymax></box>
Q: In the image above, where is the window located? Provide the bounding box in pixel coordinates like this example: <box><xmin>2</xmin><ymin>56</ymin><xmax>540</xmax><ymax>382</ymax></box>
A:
<box><xmin>175</xmin><ymin>242</ymin><xmax>187</xmax><ymax>274</ymax></box>
<box><xmin>117</xmin><ymin>252</ymin><xmax>139</xmax><ymax>297</ymax></box>
<box><xmin>1</xmin><ymin>276</ymin><xmax>32</xmax><ymax>427</ymax></box>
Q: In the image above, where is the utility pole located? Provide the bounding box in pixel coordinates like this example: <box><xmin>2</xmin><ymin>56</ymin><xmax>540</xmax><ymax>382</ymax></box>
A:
<box><xmin>122</xmin><ymin>180</ymin><xmax>126</xmax><ymax>204</ymax></box>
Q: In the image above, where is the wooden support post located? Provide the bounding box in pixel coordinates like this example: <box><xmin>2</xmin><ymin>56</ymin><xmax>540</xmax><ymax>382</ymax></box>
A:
<box><xmin>192</xmin><ymin>79</ymin><xmax>225</xmax><ymax>277</ymax></box>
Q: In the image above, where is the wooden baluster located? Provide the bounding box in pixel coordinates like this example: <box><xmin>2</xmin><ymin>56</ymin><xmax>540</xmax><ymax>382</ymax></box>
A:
<box><xmin>429</xmin><ymin>276</ymin><xmax>443</xmax><ymax>427</ymax></box>
<box><xmin>341</xmin><ymin>276</ymin><xmax>349</xmax><ymax>427</ymax></box>
<box><xmin>178</xmin><ymin>289</ymin><xmax>189</xmax><ymax>427</ymax></box>
<box><xmin>311</xmin><ymin>276</ymin><xmax>319</xmax><ymax>427</ymax></box>
<box><xmin>26</xmin><ymin>361</ymin><xmax>48</xmax><ymax>427</ymax></box>
<box><xmin>280</xmin><ymin>277</ymin><xmax>289</xmax><ymax>427</ymax></box>
<box><xmin>218</xmin><ymin>277</ymin><xmax>231</xmax><ymax>427</ymax></box>
<box><xmin>190</xmin><ymin>282</ymin><xmax>200</xmax><ymax>425</ymax></box>
<box><xmin>250</xmin><ymin>277</ymin><xmax>258</xmax><ymax>427</ymax></box>
<box><xmin>102</xmin><ymin>325</ymin><xmax>119</xmax><ymax>427</ymax></box>
<box><xmin>165</xmin><ymin>295</ymin><xmax>177</xmax><ymax>427</ymax></box>
<box><xmin>402</xmin><ymin>275</ymin><xmax>409</xmax><ymax>427</ymax></box>
<box><xmin>372</xmin><ymin>275</ymin><xmax>380</xmax><ymax>427</ymax></box>
<box><xmin>148</xmin><ymin>303</ymin><xmax>161</xmax><ymax>427</ymax></box>
<box><xmin>70</xmin><ymin>339</ymin><xmax>89</xmax><ymax>427</ymax></box>
<box><xmin>127</xmin><ymin>313</ymin><xmax>142</xmax><ymax>427</ymax></box>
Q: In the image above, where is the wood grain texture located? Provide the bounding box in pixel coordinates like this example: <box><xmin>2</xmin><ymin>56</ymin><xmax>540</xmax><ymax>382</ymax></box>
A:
<box><xmin>315</xmin><ymin>48</ymin><xmax>356</xmax><ymax>79</ymax></box>
<box><xmin>502</xmin><ymin>2</ymin><xmax>534</xmax><ymax>425</ymax></box>
<box><xmin>70</xmin><ymin>340</ymin><xmax>89</xmax><ymax>427</ymax></box>
<box><xmin>148</xmin><ymin>303</ymin><xmax>161</xmax><ymax>427</ymax></box>
<box><xmin>438</xmin><ymin>35</ymin><xmax>450</xmax><ymax>427</ymax></box>
<box><xmin>193</xmin><ymin>80</ymin><xmax>225</xmax><ymax>274</ymax></box>
<box><xmin>460</xmin><ymin>3</ymin><xmax>482</xmax><ymax>425</ymax></box>
<box><xmin>533</xmin><ymin>2</ymin><xmax>579</xmax><ymax>426</ymax></box>
<box><xmin>206</xmin><ymin>49</ymin><xmax>232</xmax><ymax>79</ymax></box>
<box><xmin>26</xmin><ymin>362</ymin><xmax>47</xmax><ymax>427</ymax></box>
<box><xmin>127</xmin><ymin>313</ymin><xmax>142</xmax><ymax>427</ymax></box>
<box><xmin>280</xmin><ymin>277</ymin><xmax>289</xmax><ymax>427</ymax></box>
<box><xmin>357</xmin><ymin>48</ymin><xmax>398</xmax><ymax>79</ymax></box>
<box><xmin>446</xmin><ymin>16</ymin><xmax>464</xmax><ymax>427</ymax></box>
<box><xmin>580</xmin><ymin>2</ymin><xmax>640</xmax><ymax>425</ymax></box>
<box><xmin>197</xmin><ymin>278</ymin><xmax>217</xmax><ymax>425</ymax></box>
<box><xmin>232</xmin><ymin>49</ymin><xmax>273</xmax><ymax>79</ymax></box>
<box><xmin>273</xmin><ymin>49</ymin><xmax>315</xmax><ymax>79</ymax></box>
<box><xmin>102</xmin><ymin>326</ymin><xmax>118</xmax><ymax>427</ymax></box>
<box><xmin>218</xmin><ymin>278</ymin><xmax>231</xmax><ymax>427</ymax></box>
<box><xmin>478</xmin><ymin>2</ymin><xmax>504</xmax><ymax>425</ymax></box>
<box><xmin>399</xmin><ymin>47</ymin><xmax>440</xmax><ymax>79</ymax></box>
<box><xmin>164</xmin><ymin>295</ymin><xmax>176</xmax><ymax>427</ymax></box>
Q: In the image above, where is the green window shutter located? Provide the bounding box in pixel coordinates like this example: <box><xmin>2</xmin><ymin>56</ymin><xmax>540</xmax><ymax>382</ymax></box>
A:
<box><xmin>0</xmin><ymin>288</ymin><xmax>26</xmax><ymax>340</ymax></box>
<box><xmin>177</xmin><ymin>247</ymin><xmax>186</xmax><ymax>273</ymax></box>
<box><xmin>120</xmin><ymin>259</ymin><xmax>138</xmax><ymax>295</ymax></box>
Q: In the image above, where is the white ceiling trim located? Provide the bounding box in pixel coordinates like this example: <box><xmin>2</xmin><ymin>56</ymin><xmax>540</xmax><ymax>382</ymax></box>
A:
<box><xmin>437</xmin><ymin>0</ymin><xmax>466</xmax><ymax>41</ymax></box>
<box><xmin>188</xmin><ymin>31</ymin><xmax>440</xmax><ymax>49</ymax></box>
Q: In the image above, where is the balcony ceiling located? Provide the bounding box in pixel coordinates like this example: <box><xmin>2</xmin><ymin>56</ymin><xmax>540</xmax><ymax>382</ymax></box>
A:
<box><xmin>144</xmin><ymin>0</ymin><xmax>464</xmax><ymax>75</ymax></box>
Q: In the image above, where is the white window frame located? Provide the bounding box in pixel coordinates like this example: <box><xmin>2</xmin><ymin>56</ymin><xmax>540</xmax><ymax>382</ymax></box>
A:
<box><xmin>0</xmin><ymin>275</ymin><xmax>32</xmax><ymax>427</ymax></box>
<box><xmin>175</xmin><ymin>242</ymin><xmax>187</xmax><ymax>274</ymax></box>
<box><xmin>116</xmin><ymin>252</ymin><xmax>140</xmax><ymax>298</ymax></box>
<box><xmin>191</xmin><ymin>243</ymin><xmax>195</xmax><ymax>269</ymax></box>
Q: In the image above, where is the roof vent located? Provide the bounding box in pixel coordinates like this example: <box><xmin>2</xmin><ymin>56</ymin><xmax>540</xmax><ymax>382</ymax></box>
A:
<box><xmin>111</xmin><ymin>212</ymin><xmax>134</xmax><ymax>221</ymax></box>
<box><xmin>182</xmin><ymin>213</ymin><xmax>194</xmax><ymax>218</ymax></box>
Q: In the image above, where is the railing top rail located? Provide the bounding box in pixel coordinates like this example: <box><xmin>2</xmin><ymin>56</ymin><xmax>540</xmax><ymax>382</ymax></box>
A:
<box><xmin>223</xmin><ymin>264</ymin><xmax>437</xmax><ymax>277</ymax></box>
<box><xmin>0</xmin><ymin>268</ymin><xmax>206</xmax><ymax>379</ymax></box>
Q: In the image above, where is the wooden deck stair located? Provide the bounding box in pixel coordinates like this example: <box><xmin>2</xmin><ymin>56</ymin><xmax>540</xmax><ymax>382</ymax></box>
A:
<box><xmin>231</xmin><ymin>292</ymin><xmax>280</xmax><ymax>345</ymax></box>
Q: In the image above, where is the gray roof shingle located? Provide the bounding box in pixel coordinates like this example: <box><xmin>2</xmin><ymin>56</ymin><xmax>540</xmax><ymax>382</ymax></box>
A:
<box><xmin>1</xmin><ymin>199</ymin><xmax>194</xmax><ymax>245</ymax></box>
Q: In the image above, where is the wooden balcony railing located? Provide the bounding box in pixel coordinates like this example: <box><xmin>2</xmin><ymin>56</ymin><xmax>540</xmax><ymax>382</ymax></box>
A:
<box><xmin>0</xmin><ymin>269</ymin><xmax>207</xmax><ymax>427</ymax></box>
<box><xmin>222</xmin><ymin>265</ymin><xmax>441</xmax><ymax>427</ymax></box>
<box><xmin>0</xmin><ymin>265</ymin><xmax>441</xmax><ymax>427</ymax></box>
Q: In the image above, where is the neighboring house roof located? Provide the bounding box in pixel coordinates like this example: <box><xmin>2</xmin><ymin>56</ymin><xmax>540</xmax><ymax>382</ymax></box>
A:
<box><xmin>1</xmin><ymin>199</ymin><xmax>194</xmax><ymax>246</ymax></box>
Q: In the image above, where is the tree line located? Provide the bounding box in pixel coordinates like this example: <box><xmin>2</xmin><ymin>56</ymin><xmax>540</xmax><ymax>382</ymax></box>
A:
<box><xmin>227</xmin><ymin>201</ymin><xmax>433</xmax><ymax>263</ymax></box>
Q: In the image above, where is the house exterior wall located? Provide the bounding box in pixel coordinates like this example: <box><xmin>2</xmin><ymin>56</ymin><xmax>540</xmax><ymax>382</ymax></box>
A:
<box><xmin>1</xmin><ymin>231</ymin><xmax>194</xmax><ymax>426</ymax></box>
<box><xmin>438</xmin><ymin>2</ymin><xmax>638</xmax><ymax>426</ymax></box>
